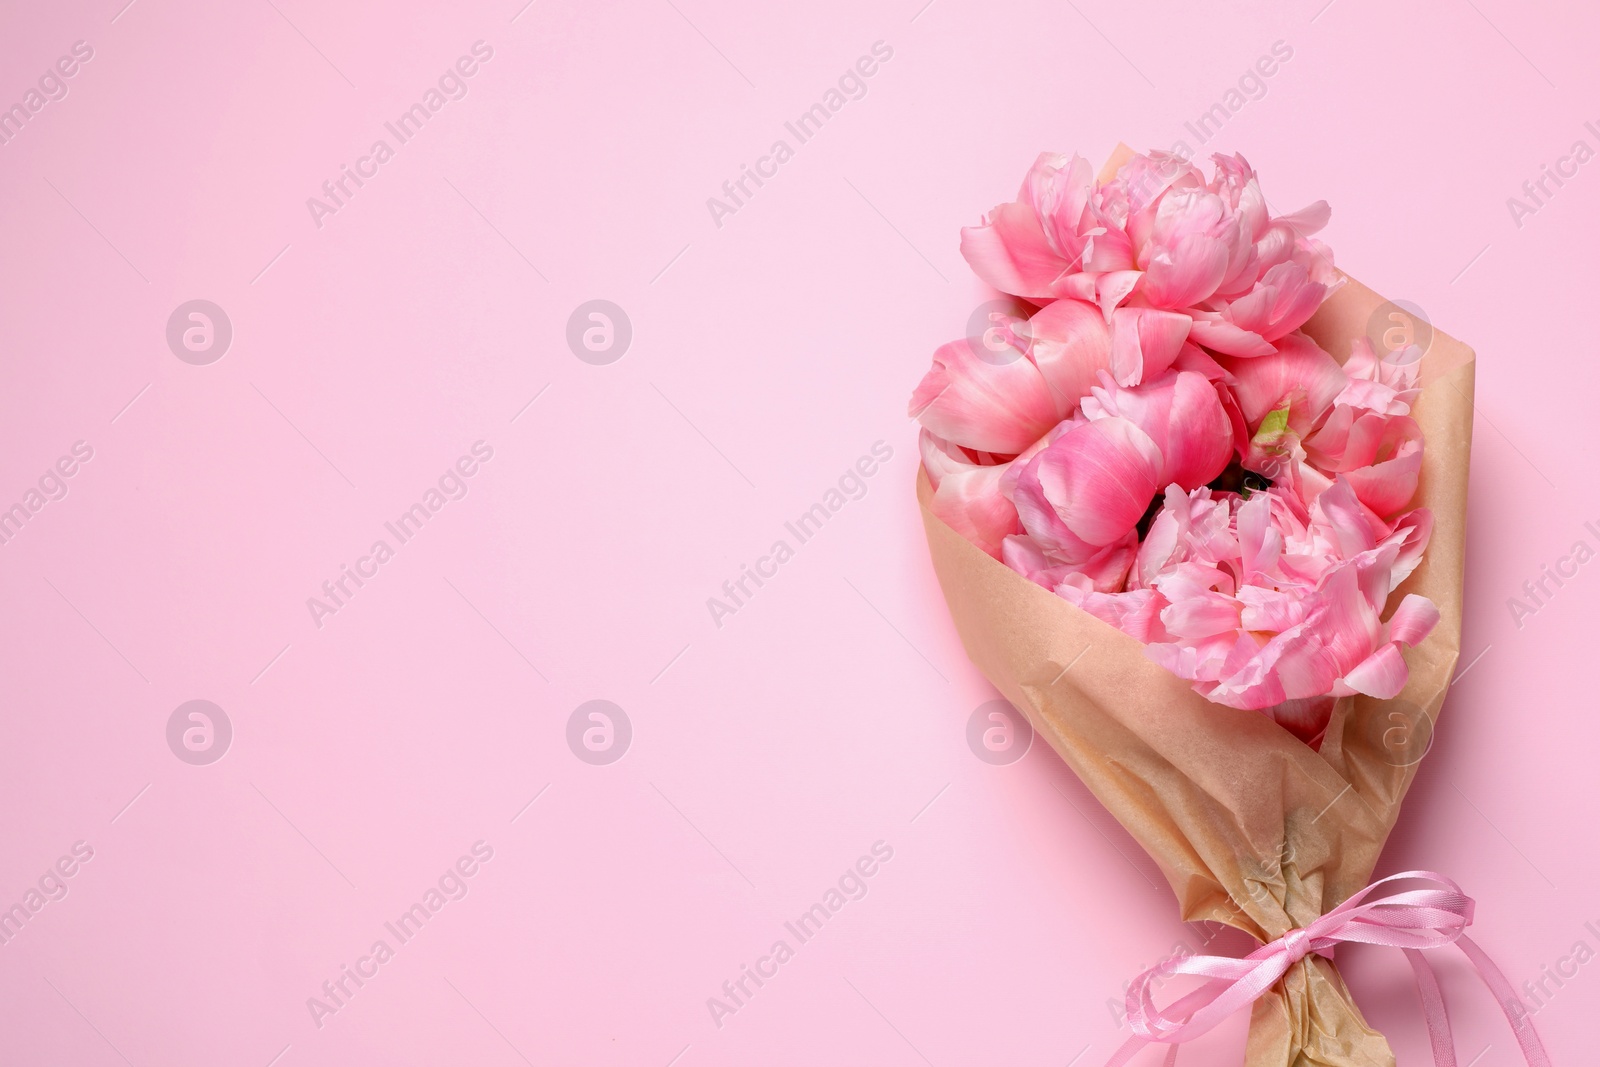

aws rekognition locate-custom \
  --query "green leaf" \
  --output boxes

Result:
[1256,404,1290,439]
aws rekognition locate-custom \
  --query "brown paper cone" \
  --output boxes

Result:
[917,270,1473,1064]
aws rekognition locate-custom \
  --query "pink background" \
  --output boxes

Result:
[1,0,1596,1063]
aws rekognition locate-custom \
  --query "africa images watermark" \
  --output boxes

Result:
[1505,518,1600,630]
[567,700,631,765]
[0,40,95,147]
[705,40,895,229]
[305,840,495,1029]
[705,840,895,1029]
[0,440,95,548]
[306,40,495,229]
[1105,932,1212,1028]
[1510,918,1600,1025]
[0,841,95,948]
[1176,40,1295,151]
[1506,120,1600,229]
[705,440,894,628]
[306,441,495,628]
[1107,39,1297,213]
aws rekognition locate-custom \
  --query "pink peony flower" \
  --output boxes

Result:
[908,300,1115,456]
[1135,482,1438,724]
[958,152,1133,302]
[998,369,1234,596]
[1081,370,1235,492]
[960,150,1340,353]
[1007,416,1164,561]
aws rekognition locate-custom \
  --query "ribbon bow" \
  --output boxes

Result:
[1105,871,1551,1067]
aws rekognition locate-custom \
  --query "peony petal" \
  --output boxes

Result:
[1057,585,1167,642]
[930,462,1018,558]
[1007,450,1102,562]
[1022,298,1114,416]
[1160,591,1242,640]
[1307,411,1422,474]
[1172,341,1228,380]
[1236,585,1304,632]
[1001,530,1135,594]
[1266,696,1335,745]
[1220,332,1347,433]
[1257,629,1342,704]
[1278,200,1332,236]
[1159,372,1235,489]
[1031,416,1163,546]
[1309,563,1385,672]
[908,337,1059,454]
[1088,370,1234,491]
[1386,593,1439,647]
[1344,449,1422,518]
[1335,642,1409,699]
[1141,233,1231,308]
[1236,494,1280,576]
[1222,262,1327,343]
[1384,508,1434,590]
[1067,532,1140,592]
[1185,313,1276,358]
[1001,533,1070,588]
[1312,478,1380,558]
[959,202,1074,300]
[1109,307,1191,386]
[1022,152,1095,257]
[1094,270,1143,319]
[917,428,985,489]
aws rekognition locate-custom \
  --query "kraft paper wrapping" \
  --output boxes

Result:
[916,272,1473,1065]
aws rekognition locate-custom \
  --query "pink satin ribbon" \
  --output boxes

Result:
[1104,871,1552,1067]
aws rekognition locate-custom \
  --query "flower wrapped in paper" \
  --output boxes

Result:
[911,146,1540,1065]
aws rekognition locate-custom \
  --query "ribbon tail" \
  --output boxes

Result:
[1104,1034,1145,1067]
[1455,934,1553,1067]
[1402,947,1456,1067]
[1103,987,1219,1067]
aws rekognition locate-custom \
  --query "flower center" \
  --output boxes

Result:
[1207,457,1274,499]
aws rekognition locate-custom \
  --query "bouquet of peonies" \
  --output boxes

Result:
[912,147,1485,1064]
